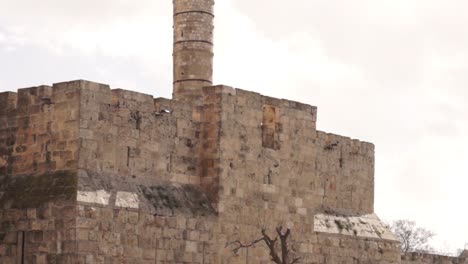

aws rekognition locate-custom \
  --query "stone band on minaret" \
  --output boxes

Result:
[173,0,214,100]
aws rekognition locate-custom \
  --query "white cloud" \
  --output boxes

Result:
[0,0,172,58]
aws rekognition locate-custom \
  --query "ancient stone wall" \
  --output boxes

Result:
[70,206,399,264]
[198,85,396,263]
[73,202,218,263]
[0,82,83,263]
[76,81,201,193]
[0,201,82,264]
[0,81,400,263]
[402,252,468,264]
[208,85,375,216]
[0,82,80,176]
[0,80,375,217]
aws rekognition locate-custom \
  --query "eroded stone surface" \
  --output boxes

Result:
[115,191,140,209]
[140,183,215,216]
[402,252,468,264]
[314,213,398,241]
[77,190,111,205]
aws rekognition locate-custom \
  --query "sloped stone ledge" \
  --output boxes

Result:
[314,213,398,241]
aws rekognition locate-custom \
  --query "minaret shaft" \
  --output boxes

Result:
[173,0,214,100]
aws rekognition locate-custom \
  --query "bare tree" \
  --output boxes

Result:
[225,226,301,264]
[390,219,435,253]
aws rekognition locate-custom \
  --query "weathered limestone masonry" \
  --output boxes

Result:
[0,83,83,263]
[401,252,468,264]
[1,80,404,263]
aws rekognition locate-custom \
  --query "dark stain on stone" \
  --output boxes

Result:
[130,111,142,130]
[324,141,339,151]
[140,183,215,217]
[185,138,194,148]
[15,145,27,153]
[6,135,15,147]
[0,171,77,209]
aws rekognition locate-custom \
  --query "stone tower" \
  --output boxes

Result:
[173,0,215,101]
[9,1,468,263]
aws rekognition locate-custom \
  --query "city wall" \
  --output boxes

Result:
[402,252,468,264]
[0,80,401,263]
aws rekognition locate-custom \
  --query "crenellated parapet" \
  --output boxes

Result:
[0,83,80,176]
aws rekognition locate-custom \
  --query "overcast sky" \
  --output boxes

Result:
[1,0,467,254]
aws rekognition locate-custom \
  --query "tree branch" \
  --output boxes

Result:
[226,227,302,264]
[225,237,266,255]
[262,228,282,264]
[277,226,291,263]
[290,256,301,264]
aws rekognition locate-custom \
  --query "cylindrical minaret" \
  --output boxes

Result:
[173,0,214,100]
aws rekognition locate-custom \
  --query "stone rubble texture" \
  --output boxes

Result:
[402,252,468,264]
[0,0,466,263]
